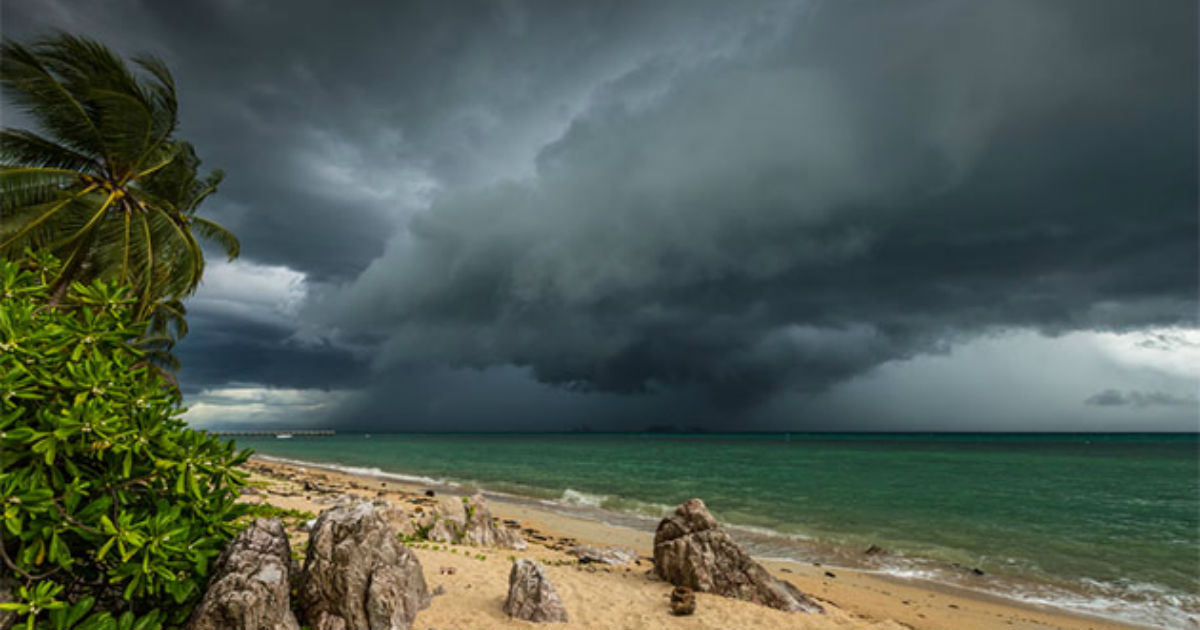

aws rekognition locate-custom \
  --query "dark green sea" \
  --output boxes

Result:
[234,432,1199,627]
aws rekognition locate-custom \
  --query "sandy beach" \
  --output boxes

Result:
[240,457,1143,630]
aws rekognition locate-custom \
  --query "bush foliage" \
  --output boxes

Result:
[0,255,249,630]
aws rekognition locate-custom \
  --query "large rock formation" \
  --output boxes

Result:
[653,498,823,613]
[503,559,569,623]
[183,518,300,630]
[401,493,526,550]
[300,503,431,630]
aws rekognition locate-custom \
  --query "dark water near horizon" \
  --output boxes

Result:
[234,432,1199,628]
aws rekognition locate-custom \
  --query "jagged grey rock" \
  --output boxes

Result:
[300,503,431,630]
[460,493,526,549]
[403,493,526,550]
[653,498,823,613]
[503,559,569,623]
[183,518,300,630]
[567,544,638,565]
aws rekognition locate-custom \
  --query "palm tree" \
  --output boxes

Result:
[0,33,238,319]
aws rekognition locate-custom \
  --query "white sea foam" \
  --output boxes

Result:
[557,488,606,507]
[1008,581,1199,630]
[251,454,1196,630]
[861,562,1199,630]
[725,522,815,542]
[254,455,451,488]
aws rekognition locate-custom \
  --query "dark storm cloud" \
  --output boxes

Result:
[174,314,367,396]
[5,0,778,280]
[3,1,1196,428]
[318,1,1197,409]
[1085,389,1199,409]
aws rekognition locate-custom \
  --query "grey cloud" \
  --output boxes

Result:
[1085,389,1129,407]
[175,313,368,395]
[7,0,778,280]
[4,0,1196,429]
[317,0,1197,409]
[1085,389,1199,409]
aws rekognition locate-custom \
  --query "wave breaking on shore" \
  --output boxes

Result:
[251,454,1195,629]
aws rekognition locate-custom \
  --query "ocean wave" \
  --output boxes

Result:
[855,559,1199,630]
[1006,579,1200,630]
[254,454,452,488]
[542,488,675,520]
[725,522,814,543]
[251,454,1195,629]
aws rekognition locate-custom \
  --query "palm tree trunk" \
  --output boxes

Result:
[48,234,94,307]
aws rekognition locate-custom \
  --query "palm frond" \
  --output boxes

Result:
[85,86,156,174]
[0,166,83,213]
[0,186,99,252]
[191,216,240,260]
[0,39,108,161]
[131,54,178,148]
[0,128,100,172]
[3,33,233,328]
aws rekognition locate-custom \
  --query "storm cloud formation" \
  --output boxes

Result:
[3,0,1197,430]
[315,1,1197,405]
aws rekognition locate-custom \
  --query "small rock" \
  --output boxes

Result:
[461,494,527,549]
[824,571,836,578]
[503,559,569,623]
[669,586,696,616]
[568,544,638,565]
[424,489,436,497]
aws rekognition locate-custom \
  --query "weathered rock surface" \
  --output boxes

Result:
[300,503,431,630]
[461,494,526,548]
[400,493,526,550]
[567,544,638,565]
[653,498,823,613]
[669,586,696,616]
[503,559,569,623]
[183,518,300,630]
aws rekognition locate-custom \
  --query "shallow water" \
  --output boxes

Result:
[234,432,1199,628]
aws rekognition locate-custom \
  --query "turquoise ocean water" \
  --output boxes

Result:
[235,433,1199,627]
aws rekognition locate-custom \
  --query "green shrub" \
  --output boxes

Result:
[0,256,250,630]
[239,504,314,530]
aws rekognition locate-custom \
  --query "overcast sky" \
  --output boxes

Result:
[3,0,1197,431]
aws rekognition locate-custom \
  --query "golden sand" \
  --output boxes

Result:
[241,457,1142,630]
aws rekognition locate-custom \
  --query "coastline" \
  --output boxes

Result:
[241,455,1146,630]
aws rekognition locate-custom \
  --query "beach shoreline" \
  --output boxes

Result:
[241,455,1147,630]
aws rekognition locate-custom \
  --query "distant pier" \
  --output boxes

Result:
[215,430,336,437]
